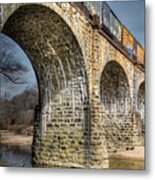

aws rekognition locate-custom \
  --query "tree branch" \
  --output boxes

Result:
[0,71,27,85]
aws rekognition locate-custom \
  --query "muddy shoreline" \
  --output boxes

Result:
[0,130,33,154]
[0,130,144,169]
[0,129,33,167]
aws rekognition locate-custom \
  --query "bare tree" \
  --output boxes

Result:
[0,56,28,84]
[0,86,38,128]
[0,34,28,84]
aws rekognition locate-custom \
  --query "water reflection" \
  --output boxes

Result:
[0,144,144,169]
[109,155,144,170]
[0,145,32,167]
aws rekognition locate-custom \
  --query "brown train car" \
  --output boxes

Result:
[121,25,134,51]
[122,25,144,64]
[137,43,145,64]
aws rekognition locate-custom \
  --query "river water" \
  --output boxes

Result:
[0,145,144,169]
[0,145,32,167]
[109,155,144,170]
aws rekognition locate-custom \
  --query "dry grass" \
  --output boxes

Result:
[6,125,33,135]
[0,126,33,154]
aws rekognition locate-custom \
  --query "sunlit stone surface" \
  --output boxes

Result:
[0,3,144,169]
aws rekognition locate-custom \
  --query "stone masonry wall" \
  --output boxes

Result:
[90,30,144,153]
[0,2,145,169]
[32,77,89,168]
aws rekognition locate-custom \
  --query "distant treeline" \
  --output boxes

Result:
[0,87,38,129]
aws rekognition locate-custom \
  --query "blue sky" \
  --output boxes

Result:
[0,33,37,99]
[107,0,145,47]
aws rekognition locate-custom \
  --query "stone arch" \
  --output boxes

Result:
[137,81,145,123]
[100,61,130,116]
[99,61,133,152]
[2,4,89,167]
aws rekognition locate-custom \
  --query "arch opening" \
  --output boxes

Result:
[100,61,132,152]
[0,33,39,166]
[100,61,130,116]
[137,82,145,125]
[2,4,89,166]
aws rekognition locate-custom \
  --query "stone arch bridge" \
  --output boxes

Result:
[0,2,145,168]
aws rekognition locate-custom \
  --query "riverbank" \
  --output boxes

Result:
[0,129,144,169]
[111,146,144,160]
[0,129,33,167]
[0,128,33,154]
[109,146,144,170]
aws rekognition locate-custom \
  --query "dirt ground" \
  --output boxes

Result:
[0,129,145,169]
[1,130,144,159]
[0,130,33,154]
[114,146,144,160]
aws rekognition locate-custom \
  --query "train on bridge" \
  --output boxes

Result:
[0,2,145,66]
[83,1,144,65]
[0,1,145,169]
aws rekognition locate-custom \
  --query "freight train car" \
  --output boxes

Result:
[83,2,122,42]
[83,2,144,64]
[102,2,122,42]
[122,26,144,64]
[137,43,145,64]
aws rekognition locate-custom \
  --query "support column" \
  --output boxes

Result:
[89,30,109,169]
